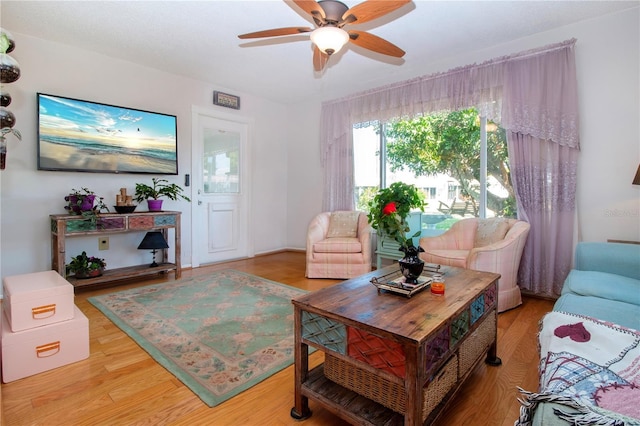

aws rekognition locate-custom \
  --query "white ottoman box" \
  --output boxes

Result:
[1,305,89,383]
[3,271,75,332]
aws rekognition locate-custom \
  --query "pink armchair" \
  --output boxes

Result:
[419,218,530,312]
[306,211,372,279]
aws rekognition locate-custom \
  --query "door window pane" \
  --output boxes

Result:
[203,128,240,193]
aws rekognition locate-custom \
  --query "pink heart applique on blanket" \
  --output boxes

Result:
[554,322,591,342]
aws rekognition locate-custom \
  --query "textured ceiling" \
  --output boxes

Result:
[1,1,637,104]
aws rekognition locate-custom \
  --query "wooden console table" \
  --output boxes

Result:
[291,265,501,425]
[50,211,181,289]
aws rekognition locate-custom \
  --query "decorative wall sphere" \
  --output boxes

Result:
[0,54,20,83]
[0,108,16,128]
[0,28,15,53]
[0,92,10,107]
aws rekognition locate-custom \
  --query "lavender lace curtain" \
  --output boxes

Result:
[502,45,580,296]
[508,136,578,296]
[320,39,579,297]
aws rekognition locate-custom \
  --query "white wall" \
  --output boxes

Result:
[571,8,640,242]
[285,101,323,250]
[286,7,640,249]
[0,33,289,285]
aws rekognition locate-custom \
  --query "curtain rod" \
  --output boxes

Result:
[472,38,577,68]
[324,38,577,106]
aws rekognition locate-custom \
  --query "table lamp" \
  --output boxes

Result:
[137,231,169,267]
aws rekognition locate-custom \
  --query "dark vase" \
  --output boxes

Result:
[0,108,15,128]
[0,139,5,171]
[398,245,425,284]
[0,53,20,83]
[0,91,11,107]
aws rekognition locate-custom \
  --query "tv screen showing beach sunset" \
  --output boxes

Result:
[37,93,178,174]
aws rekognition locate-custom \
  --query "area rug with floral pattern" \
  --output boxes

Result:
[88,269,307,407]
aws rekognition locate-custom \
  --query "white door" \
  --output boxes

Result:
[191,109,251,266]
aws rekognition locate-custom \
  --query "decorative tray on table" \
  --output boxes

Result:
[370,264,442,298]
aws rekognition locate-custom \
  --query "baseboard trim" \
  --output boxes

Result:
[521,290,558,302]
[254,248,305,256]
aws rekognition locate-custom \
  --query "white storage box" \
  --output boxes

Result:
[1,305,89,383]
[3,271,75,332]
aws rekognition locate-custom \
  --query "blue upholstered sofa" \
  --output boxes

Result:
[517,242,640,425]
[553,242,640,330]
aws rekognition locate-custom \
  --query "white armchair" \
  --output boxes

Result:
[306,211,372,279]
[419,217,530,312]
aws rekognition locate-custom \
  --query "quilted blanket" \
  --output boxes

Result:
[516,311,640,425]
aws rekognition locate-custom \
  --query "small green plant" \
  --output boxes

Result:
[67,251,106,277]
[367,182,426,249]
[0,127,21,141]
[134,178,191,202]
[0,32,12,54]
[0,127,21,170]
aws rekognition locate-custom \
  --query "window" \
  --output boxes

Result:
[426,187,437,199]
[447,183,458,200]
[354,108,516,232]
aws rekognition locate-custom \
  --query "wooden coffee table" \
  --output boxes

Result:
[291,265,501,425]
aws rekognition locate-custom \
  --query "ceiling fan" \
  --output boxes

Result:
[238,0,410,71]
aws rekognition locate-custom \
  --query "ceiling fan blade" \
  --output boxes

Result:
[291,0,326,19]
[342,0,410,25]
[313,46,329,72]
[348,30,405,57]
[238,27,313,39]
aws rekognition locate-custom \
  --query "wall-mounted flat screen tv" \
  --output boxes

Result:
[37,93,178,174]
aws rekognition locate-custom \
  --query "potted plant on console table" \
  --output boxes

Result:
[67,251,106,279]
[64,187,109,225]
[134,177,191,212]
[367,182,426,283]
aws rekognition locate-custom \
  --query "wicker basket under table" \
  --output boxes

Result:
[324,353,458,421]
[323,314,496,421]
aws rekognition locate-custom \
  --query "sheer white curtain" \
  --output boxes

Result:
[319,39,579,296]
[320,101,355,211]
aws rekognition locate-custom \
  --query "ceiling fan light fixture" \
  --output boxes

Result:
[310,26,349,55]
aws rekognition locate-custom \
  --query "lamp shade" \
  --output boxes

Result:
[137,231,169,250]
[310,27,349,55]
[138,231,169,267]
[633,165,640,185]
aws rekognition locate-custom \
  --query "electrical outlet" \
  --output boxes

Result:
[99,237,109,250]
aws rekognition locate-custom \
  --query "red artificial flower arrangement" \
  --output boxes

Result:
[382,201,397,215]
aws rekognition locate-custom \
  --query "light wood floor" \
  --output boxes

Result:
[1,252,553,425]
